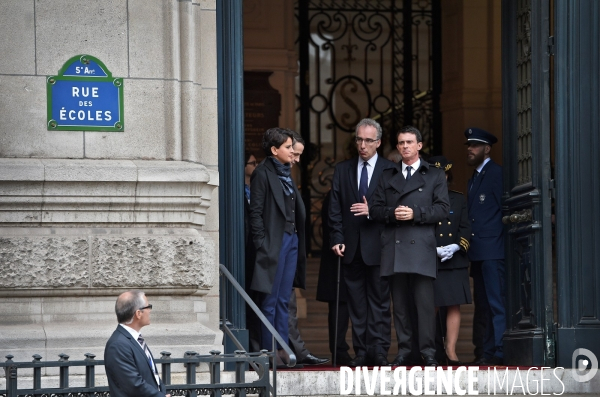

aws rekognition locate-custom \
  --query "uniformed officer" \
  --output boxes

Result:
[428,156,472,366]
[465,128,506,365]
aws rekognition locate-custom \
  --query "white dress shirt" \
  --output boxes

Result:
[401,158,421,179]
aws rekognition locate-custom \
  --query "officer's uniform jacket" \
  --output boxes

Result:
[436,190,471,270]
[467,159,504,261]
[369,160,449,278]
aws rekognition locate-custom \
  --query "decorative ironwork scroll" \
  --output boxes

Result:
[297,0,441,252]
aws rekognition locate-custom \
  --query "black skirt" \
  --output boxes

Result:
[433,267,472,307]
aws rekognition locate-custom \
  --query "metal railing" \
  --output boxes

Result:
[219,264,297,396]
[1,263,293,397]
[1,349,270,397]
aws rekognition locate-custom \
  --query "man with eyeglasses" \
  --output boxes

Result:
[328,118,395,367]
[104,290,170,397]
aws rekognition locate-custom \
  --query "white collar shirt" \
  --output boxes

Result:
[402,158,421,179]
[119,324,160,388]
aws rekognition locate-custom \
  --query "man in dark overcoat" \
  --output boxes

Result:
[370,125,449,366]
[464,127,506,365]
[329,118,396,367]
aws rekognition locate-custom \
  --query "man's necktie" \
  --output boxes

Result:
[358,161,368,199]
[138,334,158,376]
[470,170,479,191]
[406,165,412,181]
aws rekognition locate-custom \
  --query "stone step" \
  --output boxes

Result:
[298,258,479,362]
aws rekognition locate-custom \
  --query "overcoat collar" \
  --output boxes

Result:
[347,156,387,202]
[263,158,288,216]
[388,158,430,197]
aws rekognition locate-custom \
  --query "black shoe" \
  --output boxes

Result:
[348,355,366,367]
[299,353,329,366]
[371,353,389,367]
[422,354,438,367]
[468,356,487,365]
[390,355,410,366]
[446,358,463,367]
[334,352,354,367]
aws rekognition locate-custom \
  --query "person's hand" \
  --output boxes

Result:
[332,244,345,257]
[436,246,445,258]
[446,244,460,255]
[394,205,414,221]
[350,196,369,217]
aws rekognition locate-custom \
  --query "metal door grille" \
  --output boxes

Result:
[296,0,441,252]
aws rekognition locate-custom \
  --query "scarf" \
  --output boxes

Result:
[270,157,295,196]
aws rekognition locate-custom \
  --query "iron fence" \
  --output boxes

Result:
[1,349,270,397]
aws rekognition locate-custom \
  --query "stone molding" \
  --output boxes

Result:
[0,227,216,295]
[0,158,219,226]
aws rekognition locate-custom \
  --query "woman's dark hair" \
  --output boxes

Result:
[262,128,294,157]
[244,151,255,164]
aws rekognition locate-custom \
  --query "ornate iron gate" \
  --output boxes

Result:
[296,0,441,253]
[501,0,555,366]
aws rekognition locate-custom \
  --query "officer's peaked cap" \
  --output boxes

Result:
[464,127,498,145]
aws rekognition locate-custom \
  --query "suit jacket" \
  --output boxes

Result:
[370,159,449,278]
[436,190,471,270]
[104,325,166,397]
[328,155,396,266]
[467,159,504,261]
[249,158,306,294]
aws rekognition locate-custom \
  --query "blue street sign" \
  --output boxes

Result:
[47,55,124,131]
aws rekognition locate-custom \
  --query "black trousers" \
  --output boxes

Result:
[343,250,391,358]
[390,273,436,358]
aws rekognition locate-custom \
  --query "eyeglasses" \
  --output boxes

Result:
[138,304,153,311]
[355,137,379,145]
[246,161,257,166]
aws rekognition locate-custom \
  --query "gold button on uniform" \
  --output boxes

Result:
[449,233,453,237]
[439,222,442,225]
[439,234,443,237]
[448,221,451,225]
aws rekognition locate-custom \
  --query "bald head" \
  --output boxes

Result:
[115,290,146,324]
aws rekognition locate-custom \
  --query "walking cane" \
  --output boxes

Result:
[333,244,342,367]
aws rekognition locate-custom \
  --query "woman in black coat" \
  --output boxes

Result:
[428,156,472,366]
[249,128,306,362]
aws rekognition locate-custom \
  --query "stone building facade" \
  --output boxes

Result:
[0,0,222,363]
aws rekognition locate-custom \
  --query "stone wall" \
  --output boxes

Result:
[0,0,222,363]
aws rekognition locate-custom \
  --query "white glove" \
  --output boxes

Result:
[446,244,460,255]
[440,244,460,262]
[436,246,445,258]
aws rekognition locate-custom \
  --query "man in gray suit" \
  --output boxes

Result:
[370,125,449,367]
[104,290,169,397]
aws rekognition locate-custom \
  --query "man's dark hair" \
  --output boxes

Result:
[262,128,294,157]
[115,290,146,324]
[289,129,305,146]
[396,125,423,143]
